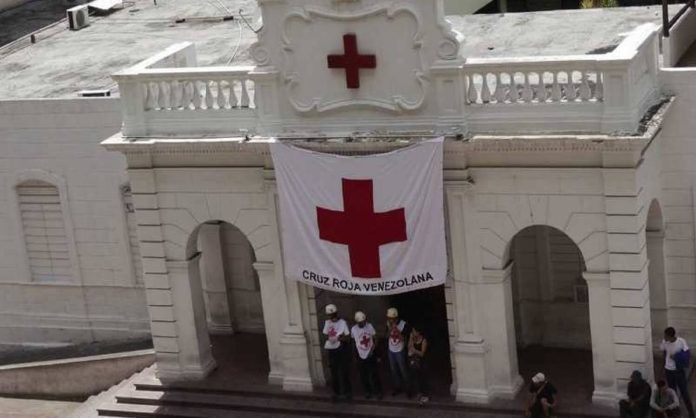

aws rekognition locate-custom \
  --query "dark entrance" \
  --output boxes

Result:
[314,285,452,398]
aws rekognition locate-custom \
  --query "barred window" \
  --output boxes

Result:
[17,180,71,282]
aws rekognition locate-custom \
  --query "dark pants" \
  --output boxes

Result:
[620,399,650,418]
[388,349,409,392]
[409,358,429,397]
[357,355,382,397]
[666,369,694,418]
[328,345,352,397]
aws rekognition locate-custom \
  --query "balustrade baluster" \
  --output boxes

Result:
[537,72,548,102]
[229,80,239,108]
[146,82,159,110]
[481,74,492,103]
[595,73,604,101]
[170,80,181,109]
[551,72,562,102]
[192,81,203,109]
[522,72,533,103]
[508,73,520,103]
[494,73,505,103]
[467,75,478,104]
[565,70,577,101]
[204,81,215,109]
[579,71,592,101]
[240,79,250,108]
[216,80,226,109]
[181,81,193,110]
[158,82,169,110]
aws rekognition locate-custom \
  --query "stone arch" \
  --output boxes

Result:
[479,195,608,273]
[160,205,272,264]
[646,199,667,349]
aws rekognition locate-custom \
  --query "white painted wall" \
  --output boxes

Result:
[0,99,149,346]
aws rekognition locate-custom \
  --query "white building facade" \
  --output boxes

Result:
[99,0,696,406]
[4,0,696,408]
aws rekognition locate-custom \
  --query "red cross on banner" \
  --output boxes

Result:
[327,34,376,89]
[317,179,406,278]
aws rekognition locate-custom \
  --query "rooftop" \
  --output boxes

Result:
[0,1,680,100]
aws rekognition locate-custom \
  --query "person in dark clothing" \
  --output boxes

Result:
[525,372,557,418]
[322,304,352,402]
[407,326,429,405]
[620,370,652,418]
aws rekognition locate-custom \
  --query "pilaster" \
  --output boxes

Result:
[264,179,313,392]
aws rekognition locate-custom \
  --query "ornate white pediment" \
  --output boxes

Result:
[251,0,462,115]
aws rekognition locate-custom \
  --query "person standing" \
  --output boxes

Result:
[386,307,410,396]
[350,311,382,400]
[323,304,352,401]
[651,380,681,418]
[620,370,652,418]
[407,325,430,405]
[661,327,694,418]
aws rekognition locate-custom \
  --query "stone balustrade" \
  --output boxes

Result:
[113,24,660,138]
[139,68,254,112]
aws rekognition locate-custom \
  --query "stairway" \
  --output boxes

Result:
[91,377,616,418]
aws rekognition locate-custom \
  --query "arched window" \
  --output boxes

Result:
[17,180,71,282]
[121,184,143,285]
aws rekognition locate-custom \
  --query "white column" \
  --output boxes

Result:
[159,256,216,381]
[253,261,286,386]
[583,272,618,406]
[265,178,313,392]
[199,223,233,334]
[477,264,523,399]
[446,183,491,402]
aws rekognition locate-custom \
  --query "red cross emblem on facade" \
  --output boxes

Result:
[316,178,407,278]
[327,34,377,89]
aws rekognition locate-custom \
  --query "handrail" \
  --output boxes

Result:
[663,0,695,37]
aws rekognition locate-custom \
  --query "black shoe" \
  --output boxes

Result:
[365,393,373,400]
[376,393,383,400]
[331,394,339,403]
[391,389,402,396]
[407,392,415,399]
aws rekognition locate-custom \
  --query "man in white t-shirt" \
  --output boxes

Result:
[386,307,411,397]
[660,326,694,418]
[350,311,382,400]
[323,304,352,401]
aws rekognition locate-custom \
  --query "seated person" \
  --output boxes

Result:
[525,372,557,418]
[651,380,681,418]
[620,370,652,418]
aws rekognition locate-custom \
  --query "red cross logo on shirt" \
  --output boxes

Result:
[317,179,407,278]
[360,334,371,348]
[328,327,337,338]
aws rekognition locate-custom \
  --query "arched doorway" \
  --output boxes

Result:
[508,225,594,404]
[646,199,667,351]
[186,220,270,386]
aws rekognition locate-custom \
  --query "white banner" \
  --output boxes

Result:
[271,138,446,295]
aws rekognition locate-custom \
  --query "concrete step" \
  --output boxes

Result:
[96,400,301,417]
[102,387,523,418]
